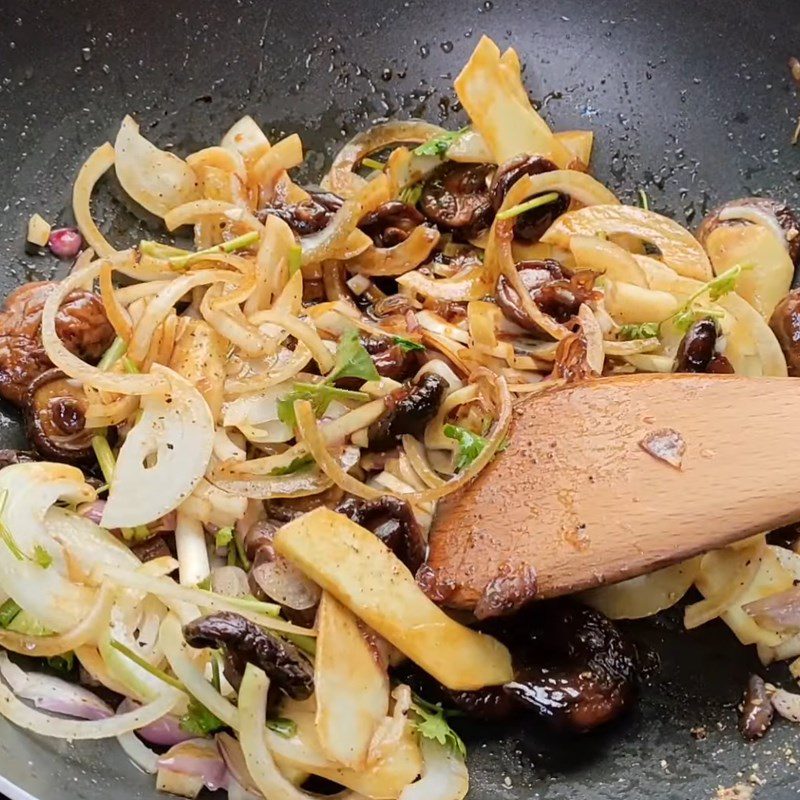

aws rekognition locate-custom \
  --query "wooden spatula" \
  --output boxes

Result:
[427,373,800,611]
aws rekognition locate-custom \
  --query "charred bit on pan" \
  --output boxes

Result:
[738,674,774,741]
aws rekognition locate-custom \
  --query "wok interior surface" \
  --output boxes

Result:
[0,0,799,797]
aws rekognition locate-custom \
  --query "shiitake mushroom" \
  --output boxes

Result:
[24,369,94,464]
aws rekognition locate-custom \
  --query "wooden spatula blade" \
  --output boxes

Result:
[427,374,800,610]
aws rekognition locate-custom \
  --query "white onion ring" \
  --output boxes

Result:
[73,142,118,257]
[0,682,180,740]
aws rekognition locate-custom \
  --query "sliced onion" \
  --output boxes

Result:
[158,738,229,791]
[73,142,118,257]
[159,614,240,730]
[0,653,113,720]
[212,447,360,500]
[221,116,270,165]
[397,267,486,302]
[323,120,445,197]
[401,436,446,489]
[0,681,180,740]
[217,732,262,795]
[239,665,318,800]
[128,269,242,362]
[301,175,389,266]
[542,205,713,282]
[295,401,384,501]
[348,226,441,276]
[744,586,800,632]
[399,738,468,800]
[114,116,200,218]
[117,698,193,747]
[118,729,160,774]
[186,146,247,183]
[0,583,113,658]
[582,558,700,620]
[253,134,304,200]
[246,309,334,372]
[42,261,167,394]
[101,366,213,528]
[0,463,135,632]
[164,199,264,234]
[411,371,511,504]
[99,567,309,636]
[100,260,133,341]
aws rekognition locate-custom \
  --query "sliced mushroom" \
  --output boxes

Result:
[697,197,799,319]
[183,611,314,700]
[259,190,344,236]
[335,495,426,573]
[359,201,425,247]
[416,600,639,732]
[24,369,94,464]
[368,373,448,451]
[770,288,800,375]
[0,282,114,407]
[489,155,569,241]
[362,335,422,382]
[496,260,599,332]
[419,163,493,235]
[674,319,718,373]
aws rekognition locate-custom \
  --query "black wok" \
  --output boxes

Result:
[0,0,798,797]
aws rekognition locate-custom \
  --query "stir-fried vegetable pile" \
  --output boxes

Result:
[2,33,800,798]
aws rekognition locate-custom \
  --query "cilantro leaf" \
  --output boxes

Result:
[618,322,661,341]
[327,329,380,384]
[277,381,370,428]
[672,308,724,334]
[266,717,298,738]
[392,335,425,353]
[33,545,53,569]
[413,127,468,158]
[444,424,489,471]
[269,455,314,476]
[707,264,745,301]
[180,696,225,736]
[410,701,466,759]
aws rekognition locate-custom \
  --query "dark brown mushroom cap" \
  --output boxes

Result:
[259,190,344,236]
[0,449,38,470]
[359,201,425,247]
[419,162,493,233]
[495,259,565,331]
[367,373,448,452]
[415,600,638,732]
[335,494,427,573]
[361,335,422,382]
[489,155,569,242]
[0,281,114,407]
[183,611,314,700]
[770,287,800,376]
[697,197,800,265]
[496,260,599,333]
[24,369,94,464]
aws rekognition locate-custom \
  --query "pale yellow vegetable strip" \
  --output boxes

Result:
[454,36,572,166]
[73,142,118,257]
[275,508,513,690]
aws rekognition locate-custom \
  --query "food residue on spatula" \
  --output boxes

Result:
[638,427,686,469]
